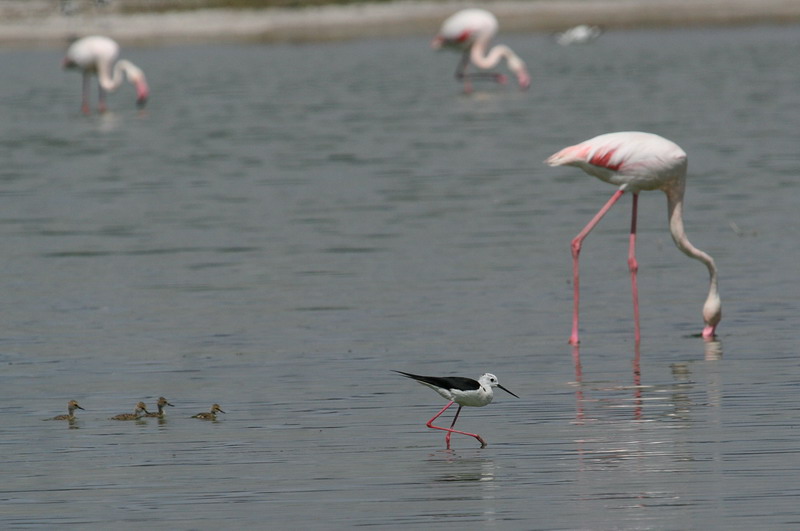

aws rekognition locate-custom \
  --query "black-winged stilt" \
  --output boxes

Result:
[394,370,518,449]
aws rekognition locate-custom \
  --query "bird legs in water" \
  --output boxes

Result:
[569,189,641,345]
[81,73,108,114]
[455,52,507,94]
[426,401,487,449]
[628,193,641,344]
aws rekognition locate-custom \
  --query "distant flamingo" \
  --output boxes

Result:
[62,35,149,114]
[545,131,721,345]
[554,25,603,46]
[431,9,531,92]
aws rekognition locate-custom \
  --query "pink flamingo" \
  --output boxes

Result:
[431,9,531,92]
[62,36,149,114]
[545,131,721,345]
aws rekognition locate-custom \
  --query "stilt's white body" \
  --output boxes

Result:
[417,373,500,407]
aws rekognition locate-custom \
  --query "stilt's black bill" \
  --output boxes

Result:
[499,385,519,398]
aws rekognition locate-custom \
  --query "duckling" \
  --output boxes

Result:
[110,401,149,420]
[47,400,85,421]
[144,397,174,418]
[192,403,225,420]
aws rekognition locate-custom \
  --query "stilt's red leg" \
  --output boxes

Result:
[444,404,465,448]
[569,189,627,345]
[426,402,487,448]
[628,193,641,344]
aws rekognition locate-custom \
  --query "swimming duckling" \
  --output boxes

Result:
[144,397,174,418]
[47,400,85,421]
[110,401,149,420]
[192,403,225,420]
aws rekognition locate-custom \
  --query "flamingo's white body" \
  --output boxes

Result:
[546,131,721,345]
[431,9,530,92]
[63,36,149,113]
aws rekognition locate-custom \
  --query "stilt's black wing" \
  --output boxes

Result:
[393,371,480,392]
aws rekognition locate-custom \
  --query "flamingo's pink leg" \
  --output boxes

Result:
[628,193,641,344]
[456,49,507,93]
[569,189,627,345]
[426,402,487,448]
[97,84,108,114]
[81,73,91,114]
[456,52,472,94]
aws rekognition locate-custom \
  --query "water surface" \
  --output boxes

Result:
[1,24,799,529]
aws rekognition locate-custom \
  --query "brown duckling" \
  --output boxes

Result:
[191,403,225,420]
[47,400,85,421]
[110,401,149,420]
[144,397,174,418]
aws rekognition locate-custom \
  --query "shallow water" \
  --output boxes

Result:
[1,24,799,529]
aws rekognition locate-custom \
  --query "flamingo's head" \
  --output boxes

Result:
[507,56,531,90]
[515,70,531,90]
[134,78,149,108]
[120,61,149,108]
[701,292,721,340]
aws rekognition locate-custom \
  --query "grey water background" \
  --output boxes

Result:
[1,23,799,529]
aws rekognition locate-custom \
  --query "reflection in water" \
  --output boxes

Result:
[424,454,498,524]
[572,338,722,425]
[632,342,642,421]
[570,340,726,476]
[569,342,729,524]
[428,452,497,483]
[571,342,643,423]
[704,338,723,360]
[571,345,585,424]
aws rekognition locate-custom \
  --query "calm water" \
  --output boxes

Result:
[1,23,799,529]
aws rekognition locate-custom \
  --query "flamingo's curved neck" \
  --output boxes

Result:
[666,184,721,334]
[97,59,137,92]
[470,40,525,74]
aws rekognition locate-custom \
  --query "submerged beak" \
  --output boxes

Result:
[135,80,149,108]
[499,385,519,398]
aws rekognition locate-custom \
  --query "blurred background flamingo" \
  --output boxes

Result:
[431,9,530,92]
[62,35,149,114]
[554,24,603,46]
[545,131,721,345]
